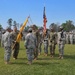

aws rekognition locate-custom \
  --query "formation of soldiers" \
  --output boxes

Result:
[24,25,65,64]
[0,25,75,65]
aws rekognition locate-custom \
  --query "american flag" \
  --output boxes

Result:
[43,7,47,34]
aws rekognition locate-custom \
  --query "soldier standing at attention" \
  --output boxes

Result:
[2,27,12,64]
[25,28,37,65]
[49,27,57,58]
[38,28,43,55]
[43,30,49,56]
[57,26,65,59]
[11,26,19,59]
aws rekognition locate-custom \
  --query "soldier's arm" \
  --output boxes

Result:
[24,35,29,49]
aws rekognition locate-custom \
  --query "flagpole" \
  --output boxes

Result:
[43,6,47,35]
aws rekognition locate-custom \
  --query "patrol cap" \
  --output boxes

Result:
[28,28,32,32]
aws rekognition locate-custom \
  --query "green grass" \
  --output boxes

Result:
[0,41,75,75]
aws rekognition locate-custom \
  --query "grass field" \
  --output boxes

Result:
[0,41,75,75]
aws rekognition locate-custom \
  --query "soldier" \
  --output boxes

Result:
[66,32,69,44]
[31,25,40,60]
[24,28,37,65]
[73,33,75,44]
[69,32,74,44]
[2,27,12,64]
[38,27,43,55]
[43,30,49,56]
[49,27,57,57]
[11,26,19,59]
[57,26,65,59]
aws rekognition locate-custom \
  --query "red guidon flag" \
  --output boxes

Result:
[43,7,47,34]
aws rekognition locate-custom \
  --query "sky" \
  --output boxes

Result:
[0,0,75,29]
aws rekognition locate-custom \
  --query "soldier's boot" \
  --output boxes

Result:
[38,53,41,55]
[50,52,54,58]
[59,55,63,59]
[27,61,32,65]
[61,56,63,59]
[13,57,17,60]
[44,53,48,56]
[5,61,11,64]
[34,57,38,60]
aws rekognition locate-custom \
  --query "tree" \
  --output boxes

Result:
[24,26,30,32]
[61,20,75,31]
[0,24,3,31]
[13,21,17,27]
[7,18,13,28]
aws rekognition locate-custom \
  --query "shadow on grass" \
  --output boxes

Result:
[33,62,60,65]
[37,58,50,60]
[10,58,27,65]
[11,62,26,65]
[64,54,75,60]
[18,58,27,60]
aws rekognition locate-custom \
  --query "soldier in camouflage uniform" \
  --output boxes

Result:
[49,28,57,57]
[31,25,40,60]
[69,32,74,44]
[2,27,12,64]
[57,26,65,59]
[11,26,19,59]
[43,30,49,56]
[38,28,43,55]
[25,28,37,65]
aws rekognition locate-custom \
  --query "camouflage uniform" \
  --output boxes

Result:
[49,29,57,57]
[43,31,49,56]
[69,32,73,44]
[11,27,19,59]
[2,27,12,64]
[73,33,75,44]
[25,28,37,64]
[33,30,40,59]
[66,32,69,44]
[57,27,65,59]
[38,30,43,55]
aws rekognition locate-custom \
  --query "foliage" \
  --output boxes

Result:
[0,24,3,30]
[13,21,17,27]
[24,26,30,32]
[61,20,75,31]
[7,18,13,28]
[0,41,75,75]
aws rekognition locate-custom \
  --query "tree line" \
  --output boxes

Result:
[0,19,75,32]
